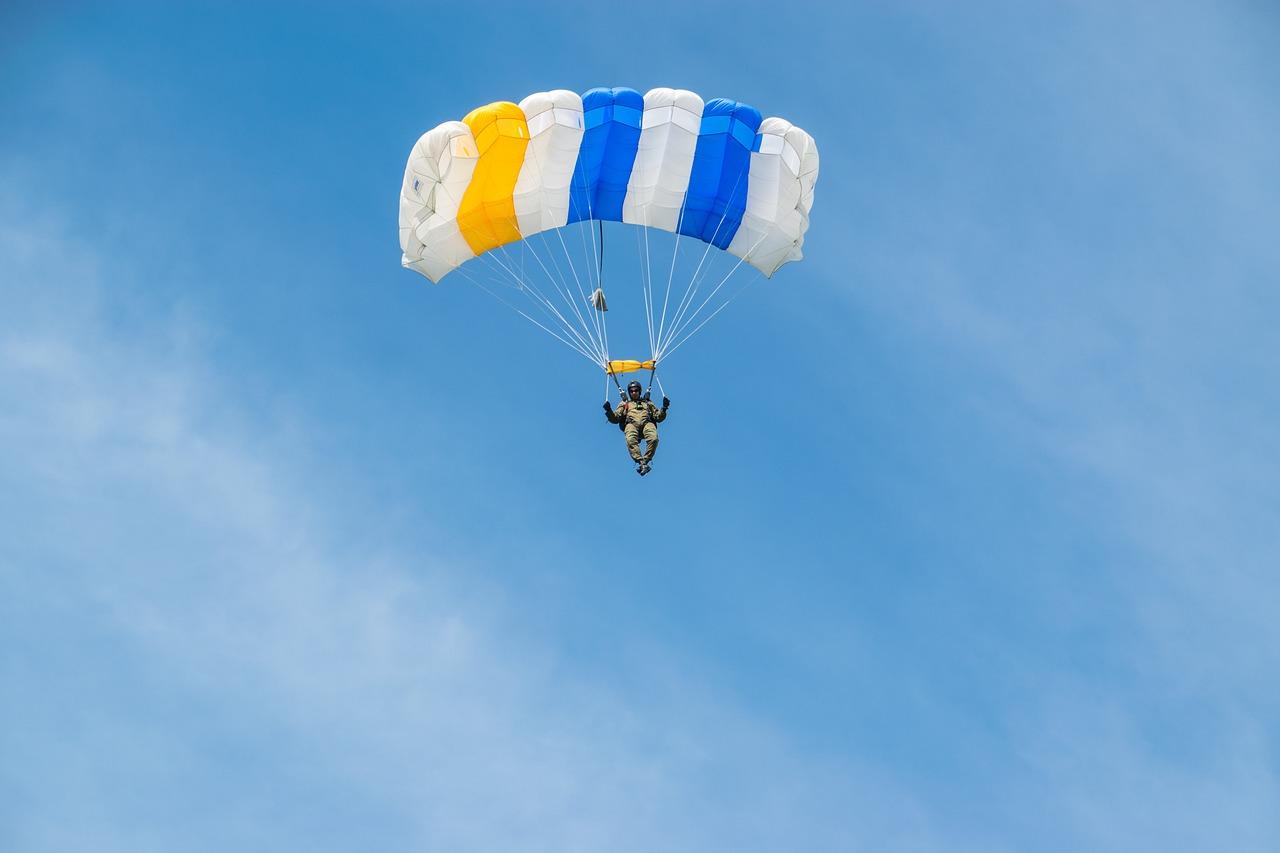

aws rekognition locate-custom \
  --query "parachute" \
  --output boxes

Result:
[399,86,818,393]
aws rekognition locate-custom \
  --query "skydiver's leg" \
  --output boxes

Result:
[641,423,659,463]
[624,423,643,462]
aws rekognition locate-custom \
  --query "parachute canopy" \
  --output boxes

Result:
[400,86,819,283]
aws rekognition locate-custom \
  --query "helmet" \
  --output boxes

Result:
[627,380,643,395]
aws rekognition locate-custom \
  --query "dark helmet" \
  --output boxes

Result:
[627,380,643,396]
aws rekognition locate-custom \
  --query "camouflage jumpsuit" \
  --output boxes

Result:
[607,398,667,464]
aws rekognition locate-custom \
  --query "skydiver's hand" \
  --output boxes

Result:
[603,401,613,413]
[662,396,670,410]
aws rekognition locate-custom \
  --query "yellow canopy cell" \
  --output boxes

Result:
[605,359,657,375]
[458,101,530,255]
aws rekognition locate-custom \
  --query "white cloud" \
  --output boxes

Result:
[0,203,949,852]
[817,5,1280,849]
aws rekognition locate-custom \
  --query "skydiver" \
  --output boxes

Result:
[603,380,669,476]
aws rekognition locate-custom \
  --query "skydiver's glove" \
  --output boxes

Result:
[662,396,670,410]
[603,401,614,413]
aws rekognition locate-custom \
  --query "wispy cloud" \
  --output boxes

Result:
[0,202,950,852]
[818,5,1280,848]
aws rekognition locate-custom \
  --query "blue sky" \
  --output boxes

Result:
[3,1,1279,850]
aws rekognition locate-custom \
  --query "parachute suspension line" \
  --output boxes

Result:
[500,238,605,365]
[539,230,585,311]
[633,208,661,399]
[453,265,600,365]
[532,230,605,363]
[487,238,585,350]
[657,166,750,357]
[637,224,653,357]
[581,171,611,366]
[657,238,766,363]
[660,230,719,356]
[553,226,608,366]
[548,198,603,359]
[571,171,601,298]
[499,225,604,363]
[582,177,602,295]
[479,249,599,360]
[656,201,689,355]
[519,126,609,361]
[571,168,610,367]
[596,233,612,369]
[589,222,612,367]
[506,219,601,358]
[659,276,753,363]
[638,209,657,360]
[478,249,603,362]
[468,257,600,364]
[541,241,605,363]
[661,232,768,357]
[574,215,597,297]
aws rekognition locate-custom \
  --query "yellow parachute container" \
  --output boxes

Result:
[605,360,656,375]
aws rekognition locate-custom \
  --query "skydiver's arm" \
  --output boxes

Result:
[604,401,620,423]
[652,402,667,423]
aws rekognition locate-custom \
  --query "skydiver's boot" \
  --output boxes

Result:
[638,461,651,476]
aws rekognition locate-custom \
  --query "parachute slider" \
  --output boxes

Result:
[605,359,656,375]
[588,287,608,311]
